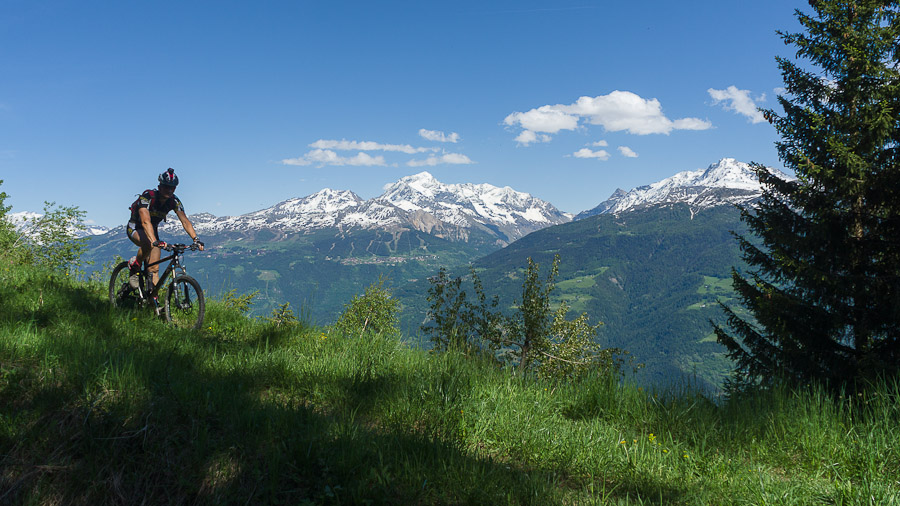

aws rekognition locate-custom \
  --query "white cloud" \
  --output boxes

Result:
[407,152,474,167]
[419,128,460,143]
[591,140,608,147]
[618,146,638,158]
[504,105,580,134]
[281,149,387,167]
[572,148,610,161]
[309,139,436,154]
[504,91,711,145]
[513,130,553,146]
[708,86,767,124]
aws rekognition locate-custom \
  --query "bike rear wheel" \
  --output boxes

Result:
[164,275,205,330]
[109,261,143,310]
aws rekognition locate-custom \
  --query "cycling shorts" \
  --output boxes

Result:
[126,221,159,244]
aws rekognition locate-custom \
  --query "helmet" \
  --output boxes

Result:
[158,168,179,187]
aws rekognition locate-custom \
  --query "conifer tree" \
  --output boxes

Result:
[716,0,900,388]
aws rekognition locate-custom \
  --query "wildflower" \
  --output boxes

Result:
[619,440,626,445]
[663,449,668,453]
[649,433,656,443]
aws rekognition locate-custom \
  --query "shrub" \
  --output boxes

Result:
[335,277,399,337]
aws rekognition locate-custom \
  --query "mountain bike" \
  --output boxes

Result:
[108,243,206,329]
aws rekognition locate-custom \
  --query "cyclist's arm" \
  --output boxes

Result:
[138,207,158,245]
[175,209,204,251]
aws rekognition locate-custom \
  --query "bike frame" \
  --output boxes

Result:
[141,250,188,299]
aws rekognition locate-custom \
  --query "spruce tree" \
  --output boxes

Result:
[716,0,900,388]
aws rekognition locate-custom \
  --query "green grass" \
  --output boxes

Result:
[1,261,899,504]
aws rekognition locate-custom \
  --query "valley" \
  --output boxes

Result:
[81,158,784,390]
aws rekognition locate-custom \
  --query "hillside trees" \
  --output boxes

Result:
[423,255,625,381]
[0,180,14,251]
[716,0,900,388]
[0,183,88,269]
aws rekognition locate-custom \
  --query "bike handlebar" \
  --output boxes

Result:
[162,243,202,253]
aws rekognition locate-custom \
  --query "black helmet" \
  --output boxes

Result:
[158,168,179,187]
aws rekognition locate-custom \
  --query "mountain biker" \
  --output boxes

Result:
[126,168,204,289]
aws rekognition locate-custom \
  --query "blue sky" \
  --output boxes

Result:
[1,0,807,227]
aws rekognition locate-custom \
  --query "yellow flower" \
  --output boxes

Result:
[619,440,626,445]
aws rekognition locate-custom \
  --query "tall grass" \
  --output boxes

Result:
[1,261,898,504]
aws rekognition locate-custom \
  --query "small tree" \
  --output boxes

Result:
[716,1,900,389]
[11,201,90,272]
[268,301,299,328]
[335,277,400,337]
[0,180,15,252]
[507,255,561,372]
[422,266,502,353]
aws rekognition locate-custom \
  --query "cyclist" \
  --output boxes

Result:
[126,168,204,289]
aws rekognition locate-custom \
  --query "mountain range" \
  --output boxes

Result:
[12,158,783,247]
[577,157,786,218]
[151,171,573,248]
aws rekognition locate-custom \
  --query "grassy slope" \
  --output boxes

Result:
[1,262,898,505]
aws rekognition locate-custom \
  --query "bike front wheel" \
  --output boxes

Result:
[109,260,143,310]
[164,275,205,330]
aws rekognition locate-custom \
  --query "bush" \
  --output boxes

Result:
[334,277,400,337]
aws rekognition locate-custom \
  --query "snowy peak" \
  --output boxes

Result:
[260,189,364,218]
[577,158,790,219]
[379,172,571,232]
[691,158,765,190]
[155,173,569,245]
[5,211,109,238]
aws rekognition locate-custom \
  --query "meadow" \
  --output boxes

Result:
[1,262,898,505]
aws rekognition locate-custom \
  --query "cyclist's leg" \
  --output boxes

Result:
[147,241,162,286]
[126,223,149,289]
[127,221,152,265]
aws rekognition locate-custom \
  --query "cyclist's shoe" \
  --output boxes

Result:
[128,257,141,290]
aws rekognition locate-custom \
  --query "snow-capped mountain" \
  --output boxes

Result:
[5,211,110,238]
[152,172,571,245]
[576,158,791,219]
[378,172,572,241]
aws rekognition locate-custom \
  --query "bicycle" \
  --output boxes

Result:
[108,243,206,329]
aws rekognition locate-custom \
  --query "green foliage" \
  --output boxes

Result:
[13,201,90,273]
[424,255,625,381]
[422,266,502,353]
[0,180,12,242]
[267,301,299,328]
[335,277,400,337]
[536,303,605,380]
[507,255,561,372]
[0,180,25,265]
[716,1,900,390]
[220,288,260,314]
